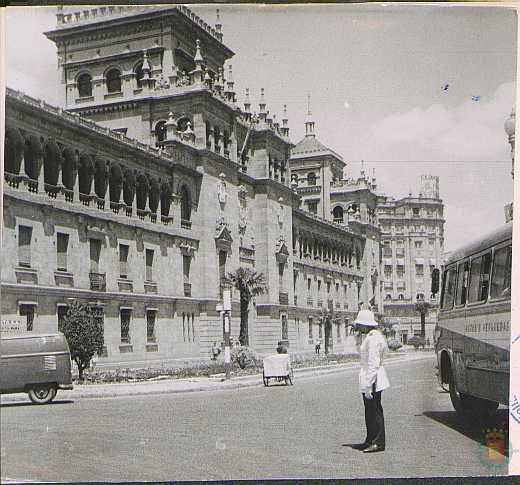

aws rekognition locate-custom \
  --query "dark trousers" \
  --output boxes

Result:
[362,387,385,447]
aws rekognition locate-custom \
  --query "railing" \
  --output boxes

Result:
[184,282,192,297]
[89,272,106,291]
[181,219,192,230]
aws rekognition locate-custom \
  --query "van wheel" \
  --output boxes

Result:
[28,385,57,404]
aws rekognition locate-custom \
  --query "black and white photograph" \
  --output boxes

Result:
[0,2,517,481]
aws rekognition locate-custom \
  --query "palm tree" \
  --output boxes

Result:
[225,267,266,346]
[415,300,431,338]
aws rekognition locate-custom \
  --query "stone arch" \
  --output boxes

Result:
[148,177,160,213]
[122,167,136,206]
[43,138,62,186]
[179,184,191,220]
[136,172,149,210]
[78,152,94,194]
[109,163,123,202]
[76,71,93,98]
[160,180,172,216]
[177,115,192,133]
[23,133,43,180]
[104,66,122,93]
[4,126,25,174]
[61,146,76,190]
[94,156,108,198]
[332,205,344,224]
[154,119,167,144]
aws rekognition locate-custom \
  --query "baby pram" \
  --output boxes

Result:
[262,354,294,386]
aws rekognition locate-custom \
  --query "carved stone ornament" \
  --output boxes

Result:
[179,241,196,256]
[238,206,248,234]
[215,224,233,252]
[216,216,227,234]
[217,173,227,205]
[275,235,289,263]
[277,197,284,227]
[238,184,247,199]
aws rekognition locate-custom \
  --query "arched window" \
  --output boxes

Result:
[307,172,316,186]
[134,62,144,89]
[77,73,92,98]
[106,68,122,93]
[333,206,344,224]
[398,294,404,300]
[416,293,425,301]
[155,121,166,144]
[385,294,392,301]
[177,117,191,132]
[180,185,191,221]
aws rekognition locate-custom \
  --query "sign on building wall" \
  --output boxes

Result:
[1,319,22,335]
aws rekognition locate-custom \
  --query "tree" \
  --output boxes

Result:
[5,127,25,174]
[415,301,431,338]
[60,300,104,381]
[225,267,266,346]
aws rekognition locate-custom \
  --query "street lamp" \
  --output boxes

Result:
[504,107,515,179]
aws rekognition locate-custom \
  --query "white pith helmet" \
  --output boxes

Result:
[353,309,378,327]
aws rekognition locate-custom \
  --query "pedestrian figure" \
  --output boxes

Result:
[350,309,389,453]
[211,341,221,360]
[315,338,321,354]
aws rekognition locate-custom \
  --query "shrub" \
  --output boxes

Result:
[5,127,25,174]
[231,346,262,369]
[387,339,402,351]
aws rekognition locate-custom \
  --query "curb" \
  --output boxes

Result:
[0,352,434,403]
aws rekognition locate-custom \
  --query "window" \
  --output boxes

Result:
[281,314,288,340]
[490,245,512,299]
[155,121,167,144]
[384,265,392,277]
[326,281,331,293]
[307,172,317,186]
[120,308,131,344]
[145,249,154,282]
[415,264,424,277]
[119,244,129,279]
[56,233,69,271]
[441,267,457,310]
[307,201,318,215]
[180,186,191,221]
[134,62,144,89]
[416,293,425,301]
[307,278,312,293]
[106,68,122,93]
[308,317,313,339]
[468,253,491,303]
[18,225,32,267]
[428,238,435,247]
[398,294,404,300]
[413,207,420,217]
[77,73,93,98]
[20,304,35,331]
[383,242,392,257]
[57,304,68,332]
[89,238,101,273]
[415,240,423,248]
[333,206,344,224]
[396,266,405,278]
[385,294,392,301]
[318,280,322,292]
[455,261,469,306]
[183,255,191,283]
[146,309,156,343]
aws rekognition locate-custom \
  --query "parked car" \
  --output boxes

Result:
[0,333,73,404]
[408,336,426,349]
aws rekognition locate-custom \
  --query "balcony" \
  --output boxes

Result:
[279,292,289,305]
[184,282,192,297]
[89,272,106,291]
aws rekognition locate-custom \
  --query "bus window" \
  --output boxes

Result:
[455,261,469,306]
[490,245,512,299]
[468,252,491,303]
[441,267,457,310]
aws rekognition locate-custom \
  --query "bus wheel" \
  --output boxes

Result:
[448,370,472,418]
[28,385,57,404]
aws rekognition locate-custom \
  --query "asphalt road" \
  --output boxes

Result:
[1,356,509,481]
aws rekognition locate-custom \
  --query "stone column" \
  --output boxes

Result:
[56,161,65,200]
[73,164,80,203]
[103,165,110,209]
[37,154,46,194]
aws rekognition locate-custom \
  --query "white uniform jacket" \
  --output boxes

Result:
[358,329,390,394]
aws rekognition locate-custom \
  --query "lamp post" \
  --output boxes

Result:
[217,287,232,380]
[504,107,515,180]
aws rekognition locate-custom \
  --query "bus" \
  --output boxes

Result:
[435,221,512,419]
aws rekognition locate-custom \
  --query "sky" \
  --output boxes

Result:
[5,4,517,251]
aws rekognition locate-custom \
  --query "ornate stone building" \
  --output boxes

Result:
[2,6,381,365]
[376,176,445,344]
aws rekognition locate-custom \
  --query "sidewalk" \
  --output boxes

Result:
[0,352,434,404]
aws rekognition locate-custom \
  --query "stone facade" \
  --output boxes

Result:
[2,6,384,366]
[376,176,445,344]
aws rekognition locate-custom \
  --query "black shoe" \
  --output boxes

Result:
[363,444,385,453]
[351,442,370,450]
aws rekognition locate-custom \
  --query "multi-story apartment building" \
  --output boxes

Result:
[376,175,445,344]
[2,6,381,365]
